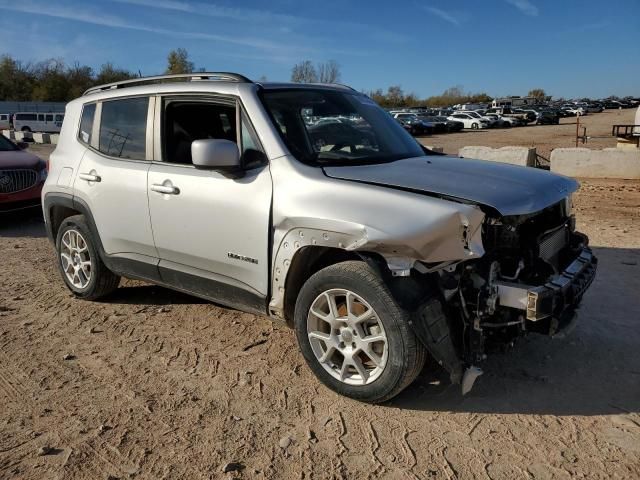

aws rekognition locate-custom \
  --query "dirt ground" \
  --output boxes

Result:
[1,120,640,479]
[419,109,636,159]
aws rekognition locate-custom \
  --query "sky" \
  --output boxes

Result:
[0,0,638,99]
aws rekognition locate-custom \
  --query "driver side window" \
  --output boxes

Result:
[162,98,265,168]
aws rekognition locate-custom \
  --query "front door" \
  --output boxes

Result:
[147,96,272,307]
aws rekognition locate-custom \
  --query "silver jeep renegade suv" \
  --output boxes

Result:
[43,73,597,402]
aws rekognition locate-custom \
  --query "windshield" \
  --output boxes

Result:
[261,88,424,165]
[0,135,18,152]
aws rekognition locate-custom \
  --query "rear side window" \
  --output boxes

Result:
[79,103,96,145]
[99,97,148,160]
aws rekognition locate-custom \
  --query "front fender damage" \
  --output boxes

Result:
[269,207,485,390]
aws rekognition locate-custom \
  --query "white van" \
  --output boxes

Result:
[0,113,10,130]
[13,112,64,133]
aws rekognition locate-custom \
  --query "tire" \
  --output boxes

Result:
[471,122,478,129]
[21,126,31,132]
[294,261,427,403]
[55,215,120,300]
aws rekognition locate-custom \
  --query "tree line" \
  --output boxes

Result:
[0,47,548,109]
[0,48,201,102]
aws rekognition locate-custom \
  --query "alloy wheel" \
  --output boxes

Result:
[60,229,92,289]
[306,289,388,386]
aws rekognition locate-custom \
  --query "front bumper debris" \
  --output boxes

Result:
[495,247,597,322]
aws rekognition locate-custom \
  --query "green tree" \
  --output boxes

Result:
[166,48,195,74]
[0,55,34,101]
[66,63,94,98]
[95,63,136,85]
[528,88,547,102]
[30,59,71,102]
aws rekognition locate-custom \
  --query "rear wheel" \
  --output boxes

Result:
[21,126,31,132]
[56,215,120,300]
[471,122,478,129]
[294,261,426,403]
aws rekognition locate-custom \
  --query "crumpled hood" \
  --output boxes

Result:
[0,150,44,170]
[323,155,578,216]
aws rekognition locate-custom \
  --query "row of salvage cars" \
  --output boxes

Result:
[390,107,561,135]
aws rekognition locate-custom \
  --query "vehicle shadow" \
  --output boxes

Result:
[0,208,46,238]
[106,284,208,306]
[391,246,640,416]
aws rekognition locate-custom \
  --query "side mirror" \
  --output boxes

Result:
[17,141,29,150]
[191,139,240,171]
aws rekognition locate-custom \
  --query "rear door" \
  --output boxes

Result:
[147,95,272,308]
[73,96,158,263]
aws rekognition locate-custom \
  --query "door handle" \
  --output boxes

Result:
[150,184,180,195]
[78,173,101,182]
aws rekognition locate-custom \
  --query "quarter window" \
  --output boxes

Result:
[99,97,149,160]
[240,111,264,169]
[79,103,96,145]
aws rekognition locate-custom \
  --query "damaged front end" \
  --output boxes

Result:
[410,198,597,393]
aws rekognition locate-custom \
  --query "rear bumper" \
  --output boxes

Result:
[496,246,597,323]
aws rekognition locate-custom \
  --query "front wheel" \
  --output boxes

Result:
[294,261,426,403]
[471,122,478,129]
[56,215,120,300]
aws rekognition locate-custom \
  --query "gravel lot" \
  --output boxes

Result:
[1,116,639,479]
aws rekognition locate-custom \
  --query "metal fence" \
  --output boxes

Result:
[0,101,66,114]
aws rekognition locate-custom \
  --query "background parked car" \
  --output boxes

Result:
[0,135,47,212]
[447,113,489,129]
[455,110,497,127]
[416,115,449,133]
[435,116,464,132]
[391,113,433,135]
[536,110,561,125]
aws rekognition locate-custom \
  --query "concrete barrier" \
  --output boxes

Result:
[50,134,59,145]
[2,130,14,140]
[424,145,444,153]
[458,146,536,167]
[33,133,51,144]
[550,148,640,179]
[14,131,33,142]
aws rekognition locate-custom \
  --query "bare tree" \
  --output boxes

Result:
[290,60,317,83]
[317,60,341,83]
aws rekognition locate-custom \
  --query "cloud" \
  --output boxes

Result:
[505,0,539,16]
[0,0,304,53]
[113,0,301,25]
[422,6,462,27]
[115,0,409,43]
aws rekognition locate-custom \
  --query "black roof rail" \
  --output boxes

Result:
[83,72,252,96]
